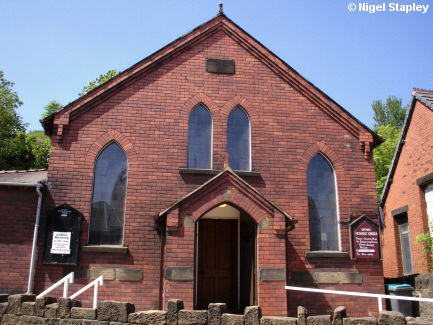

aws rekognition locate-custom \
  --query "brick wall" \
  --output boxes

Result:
[0,186,40,293]
[382,100,433,277]
[31,17,383,316]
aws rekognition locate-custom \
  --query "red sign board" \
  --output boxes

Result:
[352,220,380,259]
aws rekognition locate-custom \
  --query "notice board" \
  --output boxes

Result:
[350,215,381,260]
[43,203,81,265]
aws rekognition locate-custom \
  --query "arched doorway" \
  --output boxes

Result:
[196,204,257,312]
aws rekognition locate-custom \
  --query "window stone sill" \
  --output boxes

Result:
[81,245,128,253]
[179,167,260,177]
[305,250,349,258]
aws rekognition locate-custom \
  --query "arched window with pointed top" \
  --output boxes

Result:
[227,106,251,171]
[188,104,212,169]
[307,153,339,251]
[89,142,128,245]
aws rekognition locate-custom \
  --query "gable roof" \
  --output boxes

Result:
[156,165,292,224]
[41,10,380,150]
[380,89,433,207]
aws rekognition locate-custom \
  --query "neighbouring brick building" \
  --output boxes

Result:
[381,89,433,278]
[1,9,385,317]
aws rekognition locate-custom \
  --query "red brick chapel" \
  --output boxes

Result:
[1,8,385,317]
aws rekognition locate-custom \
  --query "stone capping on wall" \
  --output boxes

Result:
[391,205,409,217]
[0,294,426,325]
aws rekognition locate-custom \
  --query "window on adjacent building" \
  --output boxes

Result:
[227,106,250,171]
[307,153,339,251]
[188,104,212,169]
[395,213,414,274]
[89,142,128,245]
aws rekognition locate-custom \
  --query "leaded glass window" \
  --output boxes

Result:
[89,143,128,245]
[395,214,414,274]
[307,154,339,251]
[188,104,212,169]
[227,107,250,171]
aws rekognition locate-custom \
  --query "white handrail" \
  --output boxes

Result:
[36,272,74,299]
[285,285,433,312]
[69,275,104,309]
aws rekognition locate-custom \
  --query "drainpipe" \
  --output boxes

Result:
[2,181,44,293]
[27,184,43,293]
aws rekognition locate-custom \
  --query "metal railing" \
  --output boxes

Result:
[69,275,104,309]
[36,272,104,309]
[36,272,74,299]
[285,285,433,312]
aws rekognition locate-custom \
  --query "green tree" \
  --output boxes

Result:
[0,70,35,170]
[79,69,119,97]
[42,100,63,119]
[372,96,407,200]
[28,131,51,169]
[373,125,401,199]
[372,96,407,130]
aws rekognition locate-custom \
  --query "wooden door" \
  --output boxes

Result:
[197,219,238,310]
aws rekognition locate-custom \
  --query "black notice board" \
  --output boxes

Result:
[43,203,81,265]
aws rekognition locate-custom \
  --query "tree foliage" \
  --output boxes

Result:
[28,131,51,169]
[0,70,35,170]
[372,96,407,130]
[42,100,63,119]
[373,125,401,199]
[79,69,119,97]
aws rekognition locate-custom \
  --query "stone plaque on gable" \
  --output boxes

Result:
[350,215,381,260]
[43,203,81,265]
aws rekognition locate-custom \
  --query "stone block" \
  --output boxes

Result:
[35,297,57,317]
[1,314,21,325]
[258,218,269,230]
[378,311,405,325]
[21,301,35,316]
[167,299,184,325]
[63,266,90,280]
[333,306,346,325]
[316,272,339,284]
[406,317,433,324]
[115,268,143,281]
[244,306,261,325]
[128,310,167,324]
[71,307,96,320]
[221,313,244,325]
[45,303,59,318]
[21,315,53,324]
[97,301,135,323]
[208,303,227,325]
[0,302,8,315]
[7,293,35,315]
[343,317,377,325]
[165,266,194,280]
[178,310,208,325]
[58,298,82,318]
[307,315,331,325]
[90,267,116,281]
[183,216,195,228]
[258,268,286,281]
[291,272,315,284]
[82,320,109,325]
[297,306,308,325]
[59,319,84,325]
[0,294,9,303]
[339,272,362,284]
[260,316,297,325]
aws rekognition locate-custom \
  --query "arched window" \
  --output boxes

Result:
[307,153,339,251]
[227,106,250,171]
[188,104,212,169]
[89,142,128,245]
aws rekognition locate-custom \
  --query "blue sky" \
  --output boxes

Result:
[1,0,432,131]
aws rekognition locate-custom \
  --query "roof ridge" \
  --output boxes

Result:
[413,88,433,93]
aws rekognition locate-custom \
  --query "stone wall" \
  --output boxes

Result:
[0,294,430,325]
[414,273,433,318]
